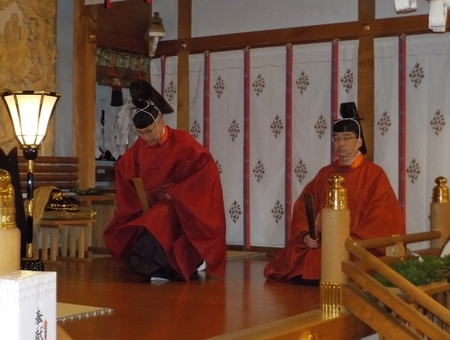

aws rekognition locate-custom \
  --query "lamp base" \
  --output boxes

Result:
[20,257,44,271]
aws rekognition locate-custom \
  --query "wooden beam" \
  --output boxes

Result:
[342,284,422,339]
[177,51,189,131]
[155,14,436,58]
[156,21,363,57]
[176,0,191,132]
[372,15,431,37]
[73,0,97,189]
[357,0,375,161]
[209,309,374,340]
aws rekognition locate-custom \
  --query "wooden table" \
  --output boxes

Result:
[39,218,96,261]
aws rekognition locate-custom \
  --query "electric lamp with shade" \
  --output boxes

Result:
[1,90,61,270]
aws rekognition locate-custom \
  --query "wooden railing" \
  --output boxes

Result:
[18,156,116,194]
[18,156,79,192]
[342,231,450,339]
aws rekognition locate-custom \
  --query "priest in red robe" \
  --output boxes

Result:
[104,80,226,281]
[264,103,405,285]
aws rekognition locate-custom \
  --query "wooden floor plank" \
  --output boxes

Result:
[49,255,319,339]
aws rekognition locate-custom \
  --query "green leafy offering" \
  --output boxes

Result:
[375,255,450,287]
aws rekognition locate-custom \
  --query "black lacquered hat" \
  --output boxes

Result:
[333,102,367,155]
[129,80,174,129]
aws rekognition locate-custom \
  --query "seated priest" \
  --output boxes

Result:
[264,102,406,285]
[104,80,227,281]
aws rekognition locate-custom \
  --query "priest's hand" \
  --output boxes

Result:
[303,234,319,248]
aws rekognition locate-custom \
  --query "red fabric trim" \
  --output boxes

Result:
[104,0,111,9]
[331,39,340,163]
[160,55,166,104]
[285,43,293,242]
[244,47,251,249]
[398,35,407,218]
[203,51,211,150]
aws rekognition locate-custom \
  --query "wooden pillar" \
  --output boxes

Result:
[73,0,97,189]
[358,0,375,162]
[177,0,192,131]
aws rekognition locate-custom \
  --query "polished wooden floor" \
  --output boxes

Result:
[47,254,319,340]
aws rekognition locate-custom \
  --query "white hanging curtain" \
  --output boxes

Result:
[405,33,450,249]
[161,56,178,128]
[291,42,333,216]
[149,56,178,127]
[374,37,400,198]
[337,40,359,107]
[150,58,162,95]
[188,54,205,144]
[248,46,287,247]
[209,50,245,246]
[374,33,450,250]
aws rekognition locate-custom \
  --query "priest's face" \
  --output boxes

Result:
[332,131,362,163]
[135,117,165,146]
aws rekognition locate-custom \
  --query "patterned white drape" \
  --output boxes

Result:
[249,46,287,246]
[291,42,332,221]
[374,37,400,198]
[157,41,357,247]
[150,58,162,99]
[408,34,450,249]
[337,40,359,107]
[290,40,357,243]
[188,54,204,143]
[208,41,357,247]
[209,50,245,245]
[151,40,370,248]
[151,56,178,128]
[375,33,450,250]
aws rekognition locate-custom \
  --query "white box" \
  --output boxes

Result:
[0,270,56,340]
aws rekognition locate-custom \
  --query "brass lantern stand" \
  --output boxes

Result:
[1,90,61,270]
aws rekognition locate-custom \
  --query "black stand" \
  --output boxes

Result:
[20,147,44,271]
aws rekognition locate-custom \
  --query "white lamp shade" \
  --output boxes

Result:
[1,91,61,148]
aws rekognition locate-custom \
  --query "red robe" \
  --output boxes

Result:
[264,155,405,282]
[104,127,227,280]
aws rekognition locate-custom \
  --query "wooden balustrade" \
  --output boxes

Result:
[342,231,450,339]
